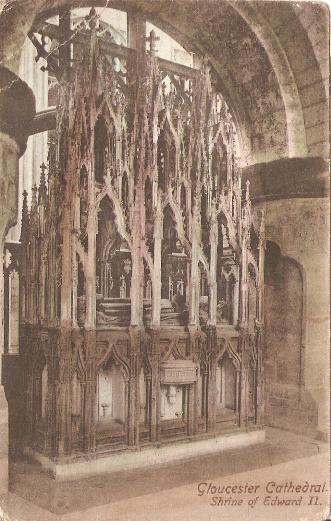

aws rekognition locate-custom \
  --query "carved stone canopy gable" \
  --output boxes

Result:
[216,339,241,371]
[97,342,130,381]
[161,339,187,361]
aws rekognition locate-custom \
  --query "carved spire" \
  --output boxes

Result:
[146,30,160,57]
[87,7,98,31]
[31,184,38,210]
[20,190,29,242]
[30,184,39,234]
[38,162,47,205]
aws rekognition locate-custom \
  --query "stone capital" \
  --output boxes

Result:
[0,133,20,239]
[0,66,36,157]
[0,67,36,238]
[242,157,329,202]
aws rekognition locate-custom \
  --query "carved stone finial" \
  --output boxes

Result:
[161,81,167,98]
[201,56,211,78]
[22,190,28,211]
[39,162,47,204]
[87,7,98,31]
[31,184,38,209]
[146,29,160,57]
[20,190,29,242]
[40,161,47,177]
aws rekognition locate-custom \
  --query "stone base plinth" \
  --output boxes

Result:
[24,429,265,481]
[0,386,8,494]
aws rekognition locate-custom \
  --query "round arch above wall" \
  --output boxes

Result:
[0,0,327,167]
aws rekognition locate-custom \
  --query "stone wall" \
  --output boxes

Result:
[256,198,329,439]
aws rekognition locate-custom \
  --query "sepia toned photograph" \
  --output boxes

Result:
[0,1,329,520]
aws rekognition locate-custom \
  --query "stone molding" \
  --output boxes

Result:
[0,65,36,156]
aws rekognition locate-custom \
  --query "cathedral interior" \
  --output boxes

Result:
[0,0,329,518]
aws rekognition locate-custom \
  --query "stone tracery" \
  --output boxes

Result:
[16,9,264,460]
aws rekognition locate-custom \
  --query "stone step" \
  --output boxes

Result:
[161,299,172,306]
[99,312,130,319]
[102,298,131,304]
[100,302,131,311]
[161,299,175,313]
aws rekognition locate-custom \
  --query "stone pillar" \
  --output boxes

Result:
[187,326,197,436]
[187,383,195,436]
[83,329,96,453]
[206,326,217,433]
[128,326,140,447]
[72,253,78,328]
[85,205,96,330]
[208,214,218,326]
[151,198,162,327]
[150,329,160,442]
[130,145,144,327]
[0,66,35,492]
[189,207,200,326]
[255,323,264,426]
[60,220,73,326]
[39,253,47,324]
[127,13,146,58]
[256,211,265,426]
[45,332,56,456]
[56,328,72,457]
[239,326,249,427]
[239,234,249,427]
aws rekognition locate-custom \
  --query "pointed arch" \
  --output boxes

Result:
[217,207,238,251]
[161,340,186,362]
[97,343,130,382]
[96,190,132,251]
[248,254,259,282]
[163,110,180,147]
[216,340,241,371]
[162,196,191,253]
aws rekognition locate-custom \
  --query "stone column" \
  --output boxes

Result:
[238,326,249,427]
[256,211,265,426]
[206,326,217,433]
[150,329,160,442]
[208,214,218,326]
[83,329,96,453]
[128,326,140,447]
[151,198,162,327]
[39,253,47,324]
[238,232,249,427]
[189,206,200,326]
[187,382,195,436]
[0,66,35,492]
[85,204,96,330]
[127,13,146,62]
[56,329,72,457]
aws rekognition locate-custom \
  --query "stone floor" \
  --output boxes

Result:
[0,427,329,521]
